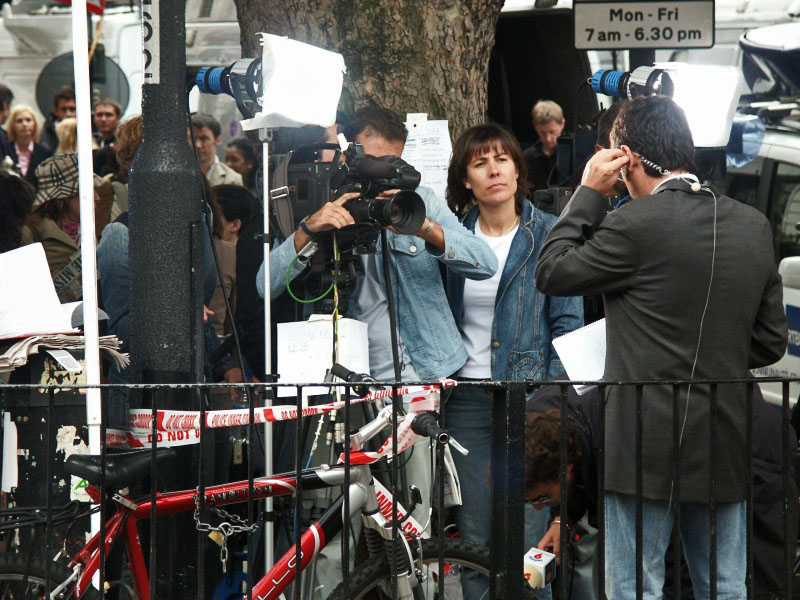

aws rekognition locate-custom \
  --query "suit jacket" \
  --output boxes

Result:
[535,180,788,502]
[9,142,52,188]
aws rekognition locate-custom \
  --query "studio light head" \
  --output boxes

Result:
[591,65,674,100]
[194,58,263,119]
[590,63,742,148]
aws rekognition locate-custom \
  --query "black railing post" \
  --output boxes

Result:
[437,382,447,599]
[246,383,255,600]
[489,381,525,599]
[671,384,682,600]
[597,384,606,599]
[294,385,303,600]
[343,382,351,599]
[745,382,754,600]
[635,384,643,600]
[782,380,792,598]
[559,384,569,600]
[44,388,54,599]
[709,383,718,599]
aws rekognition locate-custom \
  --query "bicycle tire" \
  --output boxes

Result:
[326,537,536,599]
[0,554,100,600]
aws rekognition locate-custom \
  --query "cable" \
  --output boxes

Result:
[646,180,718,571]
[284,250,334,304]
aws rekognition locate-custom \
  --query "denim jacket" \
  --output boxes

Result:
[447,199,583,381]
[258,186,499,380]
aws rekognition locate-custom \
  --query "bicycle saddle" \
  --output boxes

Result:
[66,448,176,489]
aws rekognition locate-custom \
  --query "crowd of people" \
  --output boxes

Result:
[0,78,794,600]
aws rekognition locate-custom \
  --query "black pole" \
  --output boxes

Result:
[489,382,525,599]
[129,0,204,594]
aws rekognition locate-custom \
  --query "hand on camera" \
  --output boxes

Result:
[581,148,629,196]
[294,192,359,251]
[305,193,359,233]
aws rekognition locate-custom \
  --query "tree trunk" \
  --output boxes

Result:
[232,0,504,138]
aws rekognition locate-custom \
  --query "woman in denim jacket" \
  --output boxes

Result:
[445,123,583,599]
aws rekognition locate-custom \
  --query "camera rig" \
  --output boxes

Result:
[270,141,427,313]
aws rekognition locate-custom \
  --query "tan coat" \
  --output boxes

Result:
[29,213,78,277]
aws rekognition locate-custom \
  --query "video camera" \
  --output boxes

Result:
[272,141,427,312]
[280,141,426,253]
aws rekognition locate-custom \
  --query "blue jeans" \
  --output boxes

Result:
[604,491,746,599]
[446,385,549,600]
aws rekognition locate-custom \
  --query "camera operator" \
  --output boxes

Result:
[256,106,498,508]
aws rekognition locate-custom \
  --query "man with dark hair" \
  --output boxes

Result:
[341,105,408,149]
[40,87,76,152]
[0,83,14,160]
[190,113,242,186]
[535,95,787,598]
[93,98,122,147]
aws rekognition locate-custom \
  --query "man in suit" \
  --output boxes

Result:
[534,96,788,599]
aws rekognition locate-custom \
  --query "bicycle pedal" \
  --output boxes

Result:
[209,531,224,547]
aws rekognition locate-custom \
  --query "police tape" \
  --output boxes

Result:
[341,387,443,465]
[124,379,456,449]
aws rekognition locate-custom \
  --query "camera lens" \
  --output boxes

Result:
[385,190,426,234]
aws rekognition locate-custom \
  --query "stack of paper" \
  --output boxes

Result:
[0,335,128,373]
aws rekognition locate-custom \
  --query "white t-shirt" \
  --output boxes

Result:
[458,220,518,378]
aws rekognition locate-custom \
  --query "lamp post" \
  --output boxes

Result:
[129,0,204,594]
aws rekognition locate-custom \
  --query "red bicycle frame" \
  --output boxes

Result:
[70,465,369,600]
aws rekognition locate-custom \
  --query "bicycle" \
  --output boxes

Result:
[0,366,535,599]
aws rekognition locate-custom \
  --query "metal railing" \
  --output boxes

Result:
[0,376,797,599]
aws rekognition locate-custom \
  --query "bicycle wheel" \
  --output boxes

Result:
[326,537,537,599]
[0,554,100,600]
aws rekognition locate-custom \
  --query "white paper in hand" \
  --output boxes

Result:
[241,34,345,130]
[552,318,606,395]
[0,244,77,339]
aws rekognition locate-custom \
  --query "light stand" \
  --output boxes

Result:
[194,34,345,582]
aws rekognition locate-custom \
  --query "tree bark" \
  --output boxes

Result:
[232,0,504,138]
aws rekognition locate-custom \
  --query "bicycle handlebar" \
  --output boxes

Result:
[410,412,449,446]
[331,362,377,397]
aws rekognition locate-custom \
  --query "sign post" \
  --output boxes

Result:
[574,0,714,50]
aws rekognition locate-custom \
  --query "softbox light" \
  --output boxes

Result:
[241,34,346,130]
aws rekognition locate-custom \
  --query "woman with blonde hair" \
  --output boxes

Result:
[6,105,51,188]
[55,117,81,155]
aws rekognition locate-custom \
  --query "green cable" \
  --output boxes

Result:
[285,243,335,304]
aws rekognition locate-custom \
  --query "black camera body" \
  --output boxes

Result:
[276,142,427,313]
[284,142,427,250]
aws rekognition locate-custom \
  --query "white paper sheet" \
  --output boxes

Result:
[277,315,369,399]
[1,413,17,492]
[401,116,453,203]
[241,34,345,130]
[0,244,77,339]
[552,318,607,395]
